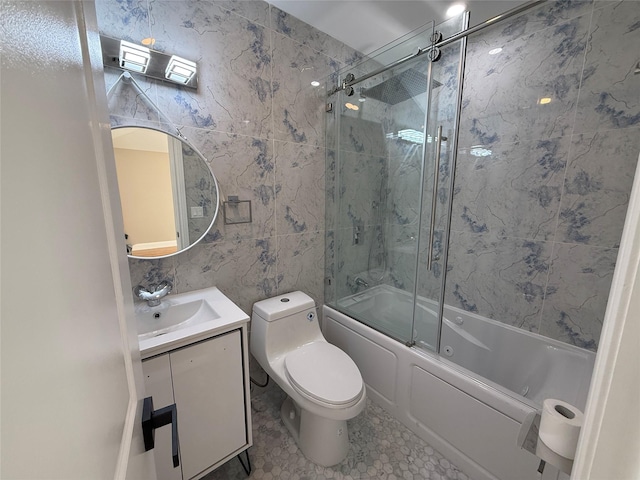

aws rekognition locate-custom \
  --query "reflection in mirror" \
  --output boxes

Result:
[111,127,218,258]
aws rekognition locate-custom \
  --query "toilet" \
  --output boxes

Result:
[250,291,366,467]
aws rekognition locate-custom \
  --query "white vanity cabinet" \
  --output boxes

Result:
[142,327,251,480]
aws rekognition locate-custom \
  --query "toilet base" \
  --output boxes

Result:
[280,396,350,467]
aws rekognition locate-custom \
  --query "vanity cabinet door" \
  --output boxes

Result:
[142,355,182,480]
[170,330,247,480]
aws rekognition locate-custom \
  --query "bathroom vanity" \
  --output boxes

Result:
[137,287,251,480]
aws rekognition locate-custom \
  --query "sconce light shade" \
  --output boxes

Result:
[119,40,151,74]
[165,55,197,84]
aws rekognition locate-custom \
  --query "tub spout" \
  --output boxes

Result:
[355,277,369,288]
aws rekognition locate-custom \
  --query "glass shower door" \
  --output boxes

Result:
[327,21,441,344]
[412,15,468,352]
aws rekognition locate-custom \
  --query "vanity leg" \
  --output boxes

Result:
[237,449,251,476]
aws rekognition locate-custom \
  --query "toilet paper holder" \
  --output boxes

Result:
[517,412,574,476]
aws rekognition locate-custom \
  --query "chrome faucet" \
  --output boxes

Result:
[354,277,369,288]
[134,280,173,307]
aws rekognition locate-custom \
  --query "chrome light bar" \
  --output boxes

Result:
[100,35,198,90]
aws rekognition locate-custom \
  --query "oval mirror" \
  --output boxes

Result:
[111,126,219,258]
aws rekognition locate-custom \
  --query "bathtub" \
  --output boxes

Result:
[323,285,595,480]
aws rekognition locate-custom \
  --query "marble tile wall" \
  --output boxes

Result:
[447,0,640,350]
[181,142,217,244]
[97,0,361,314]
[332,112,389,299]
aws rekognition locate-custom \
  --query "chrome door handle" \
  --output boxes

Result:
[427,126,445,271]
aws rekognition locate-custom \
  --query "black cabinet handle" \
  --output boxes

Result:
[142,396,180,468]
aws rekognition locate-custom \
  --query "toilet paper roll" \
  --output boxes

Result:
[538,398,584,460]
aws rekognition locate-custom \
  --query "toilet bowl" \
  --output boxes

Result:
[250,291,366,466]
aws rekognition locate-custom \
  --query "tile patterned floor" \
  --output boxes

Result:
[204,379,470,480]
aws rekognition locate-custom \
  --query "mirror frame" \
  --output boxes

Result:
[111,125,220,260]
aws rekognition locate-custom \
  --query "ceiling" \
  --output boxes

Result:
[270,0,527,55]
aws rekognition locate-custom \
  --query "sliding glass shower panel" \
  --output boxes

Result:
[327,21,437,344]
[412,14,468,352]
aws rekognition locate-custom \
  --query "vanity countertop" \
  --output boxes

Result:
[137,286,249,359]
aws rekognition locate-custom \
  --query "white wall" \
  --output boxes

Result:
[114,147,176,245]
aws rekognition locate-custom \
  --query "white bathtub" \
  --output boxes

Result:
[324,285,595,480]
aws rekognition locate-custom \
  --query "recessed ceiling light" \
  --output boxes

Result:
[538,97,552,105]
[345,102,359,111]
[446,3,466,18]
[310,80,320,87]
[488,47,503,55]
[141,37,156,46]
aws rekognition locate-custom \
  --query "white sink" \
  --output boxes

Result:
[136,299,221,340]
[136,287,249,359]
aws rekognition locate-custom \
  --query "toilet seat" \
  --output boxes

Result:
[284,342,364,407]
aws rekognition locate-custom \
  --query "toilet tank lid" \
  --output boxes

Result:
[252,291,315,322]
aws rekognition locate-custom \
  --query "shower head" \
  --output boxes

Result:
[361,68,442,105]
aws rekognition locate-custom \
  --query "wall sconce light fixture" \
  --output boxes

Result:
[165,55,197,85]
[101,35,198,90]
[119,40,151,73]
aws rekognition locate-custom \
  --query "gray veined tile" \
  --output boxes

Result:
[181,140,218,243]
[337,151,387,230]
[324,230,336,305]
[444,232,553,332]
[574,1,640,134]
[95,0,152,41]
[558,128,640,247]
[387,145,423,229]
[540,243,617,351]
[276,232,325,307]
[274,141,326,235]
[459,14,591,147]
[150,0,272,137]
[464,0,594,52]
[271,31,339,146]
[417,228,447,303]
[557,191,630,248]
[450,137,569,240]
[109,114,162,131]
[212,0,270,28]
[178,127,276,241]
[334,226,382,299]
[386,224,421,295]
[339,114,389,157]
[174,237,276,315]
[325,148,337,232]
[567,128,640,194]
[105,69,161,122]
[128,256,177,293]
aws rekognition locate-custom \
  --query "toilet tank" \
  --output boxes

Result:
[251,292,323,361]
